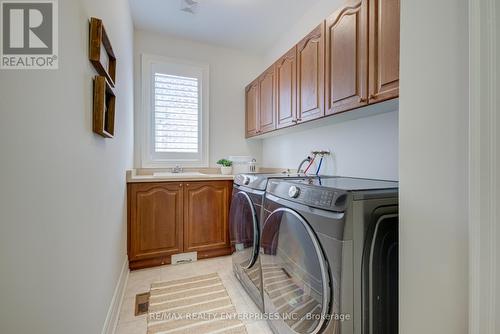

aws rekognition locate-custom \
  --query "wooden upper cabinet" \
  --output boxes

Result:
[245,80,259,138]
[258,66,276,133]
[244,0,400,137]
[297,23,325,123]
[183,181,232,253]
[275,46,297,129]
[128,183,183,261]
[326,0,368,115]
[369,0,400,102]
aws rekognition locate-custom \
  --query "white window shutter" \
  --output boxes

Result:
[154,73,199,153]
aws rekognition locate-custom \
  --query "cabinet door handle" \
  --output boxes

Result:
[179,184,182,187]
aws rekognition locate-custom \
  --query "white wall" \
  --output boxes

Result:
[134,30,263,168]
[495,2,500,328]
[262,108,399,179]
[262,0,343,66]
[0,0,134,333]
[258,0,399,180]
[399,0,469,333]
[496,3,500,326]
[468,1,500,332]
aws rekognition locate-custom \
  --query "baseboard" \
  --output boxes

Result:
[129,247,232,270]
[101,257,129,334]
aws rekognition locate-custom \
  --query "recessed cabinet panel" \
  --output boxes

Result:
[331,15,357,100]
[129,183,183,261]
[297,23,325,122]
[184,181,231,252]
[258,68,276,133]
[245,81,259,137]
[369,0,400,102]
[275,47,297,129]
[299,46,319,112]
[326,0,368,114]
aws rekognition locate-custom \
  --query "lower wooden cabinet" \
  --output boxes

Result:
[128,182,183,266]
[183,181,231,252]
[127,180,232,270]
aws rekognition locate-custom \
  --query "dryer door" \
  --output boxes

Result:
[363,214,398,334]
[261,208,331,334]
[229,190,259,269]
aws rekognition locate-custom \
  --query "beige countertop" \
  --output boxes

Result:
[127,169,234,183]
[126,167,286,183]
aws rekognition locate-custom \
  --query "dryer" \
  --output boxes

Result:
[229,173,312,311]
[261,177,398,334]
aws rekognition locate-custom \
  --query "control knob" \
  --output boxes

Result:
[243,176,250,185]
[288,186,301,198]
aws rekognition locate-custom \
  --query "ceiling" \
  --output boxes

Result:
[129,0,321,54]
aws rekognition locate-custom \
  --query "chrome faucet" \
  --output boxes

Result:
[297,156,312,174]
[172,165,183,173]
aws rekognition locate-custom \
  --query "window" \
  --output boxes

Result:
[154,73,199,153]
[141,54,209,167]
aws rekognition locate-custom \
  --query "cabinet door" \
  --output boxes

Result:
[258,67,276,133]
[297,23,325,122]
[184,181,231,252]
[128,183,183,261]
[369,0,400,102]
[326,0,368,115]
[275,47,297,129]
[245,81,259,138]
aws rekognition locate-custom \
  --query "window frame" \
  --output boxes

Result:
[140,54,209,168]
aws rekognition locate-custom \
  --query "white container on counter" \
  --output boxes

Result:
[220,166,233,175]
[228,156,255,175]
[248,159,256,172]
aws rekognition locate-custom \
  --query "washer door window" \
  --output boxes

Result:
[261,208,330,334]
[229,191,259,269]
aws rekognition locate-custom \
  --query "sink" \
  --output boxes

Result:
[152,172,206,177]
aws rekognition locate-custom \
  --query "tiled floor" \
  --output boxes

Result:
[115,256,273,334]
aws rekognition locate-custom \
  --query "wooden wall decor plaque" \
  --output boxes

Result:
[89,17,116,87]
[93,76,116,138]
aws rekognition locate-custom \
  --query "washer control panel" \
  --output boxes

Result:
[300,187,335,207]
[267,180,348,211]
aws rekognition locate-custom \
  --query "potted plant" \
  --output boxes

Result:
[217,159,233,175]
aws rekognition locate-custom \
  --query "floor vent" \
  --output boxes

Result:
[135,292,150,316]
[171,252,197,265]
